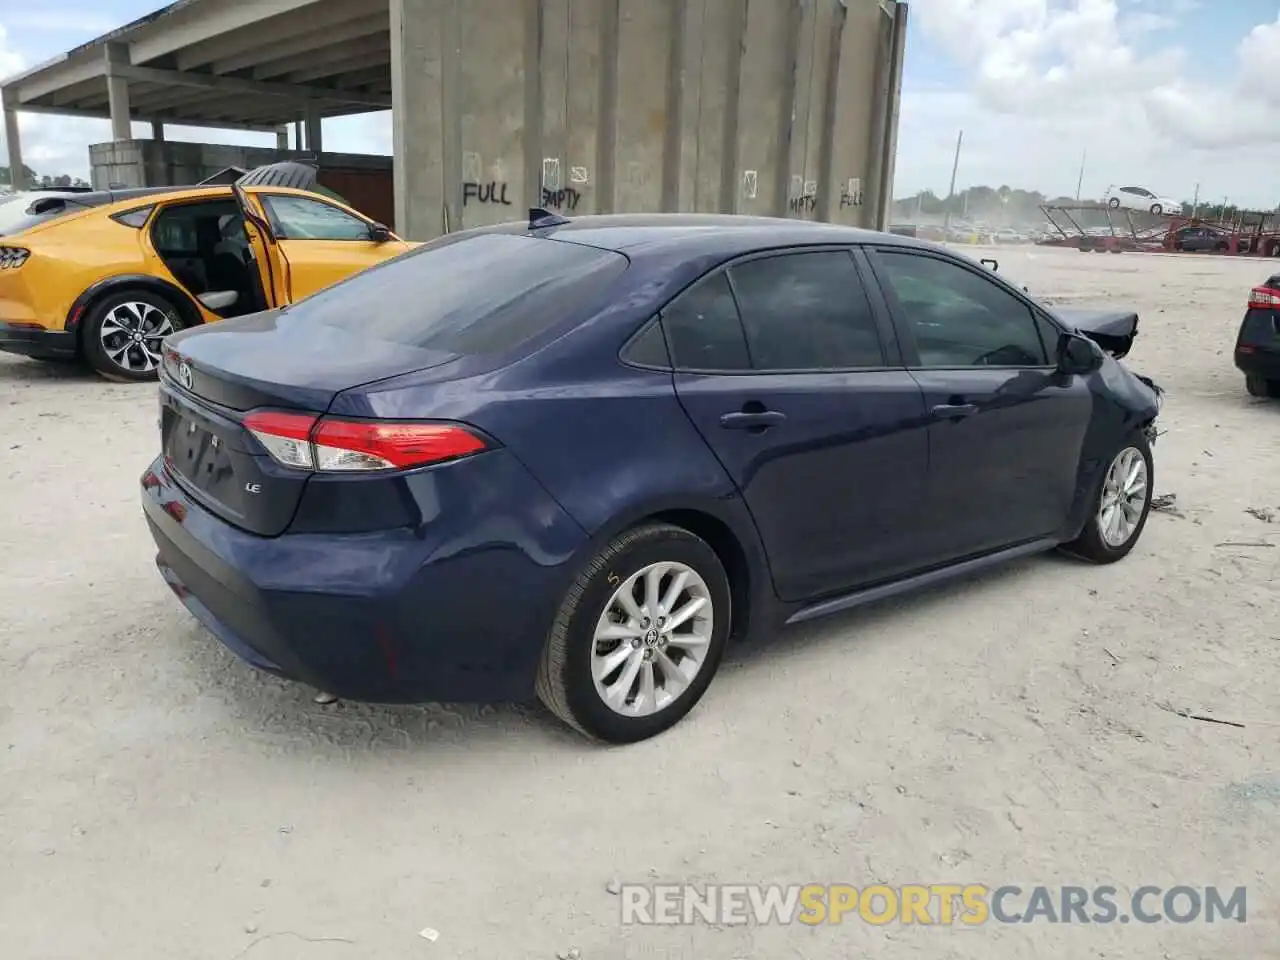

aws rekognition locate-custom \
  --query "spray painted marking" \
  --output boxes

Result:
[570,165,589,184]
[462,151,482,183]
[742,170,758,199]
[542,158,562,191]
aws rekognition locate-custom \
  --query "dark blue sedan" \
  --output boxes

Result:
[141,213,1163,742]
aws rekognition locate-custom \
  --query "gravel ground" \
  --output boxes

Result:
[1,245,1277,959]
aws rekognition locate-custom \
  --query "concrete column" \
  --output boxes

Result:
[390,0,448,240]
[303,105,322,153]
[104,42,133,142]
[294,120,302,148]
[275,125,290,150]
[151,121,165,141]
[2,94,23,190]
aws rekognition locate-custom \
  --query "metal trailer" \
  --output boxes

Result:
[1038,204,1280,256]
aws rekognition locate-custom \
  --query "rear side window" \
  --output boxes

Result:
[297,233,629,354]
[728,251,885,369]
[661,272,750,370]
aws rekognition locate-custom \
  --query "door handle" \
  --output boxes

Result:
[931,403,979,420]
[719,410,787,430]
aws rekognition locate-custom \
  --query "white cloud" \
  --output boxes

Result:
[895,0,1280,209]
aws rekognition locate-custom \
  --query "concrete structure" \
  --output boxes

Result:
[89,140,396,227]
[1,0,907,239]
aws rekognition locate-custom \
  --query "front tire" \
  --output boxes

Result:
[536,523,731,743]
[1246,375,1280,399]
[1108,197,1121,209]
[1149,203,1163,215]
[81,290,185,383]
[1062,431,1154,564]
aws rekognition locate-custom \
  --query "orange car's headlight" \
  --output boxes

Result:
[0,246,30,269]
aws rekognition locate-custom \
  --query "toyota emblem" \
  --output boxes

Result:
[177,361,193,390]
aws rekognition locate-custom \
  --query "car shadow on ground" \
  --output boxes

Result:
[176,552,1066,754]
[0,357,98,384]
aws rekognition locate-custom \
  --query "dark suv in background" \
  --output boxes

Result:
[1236,276,1280,398]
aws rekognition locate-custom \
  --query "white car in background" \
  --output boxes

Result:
[1103,185,1182,216]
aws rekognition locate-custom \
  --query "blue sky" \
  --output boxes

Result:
[3,1,1279,207]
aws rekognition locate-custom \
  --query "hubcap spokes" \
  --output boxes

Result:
[1098,447,1148,547]
[99,302,174,373]
[591,561,714,718]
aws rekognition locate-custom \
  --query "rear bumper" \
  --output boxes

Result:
[1235,346,1280,380]
[141,452,588,703]
[0,322,76,360]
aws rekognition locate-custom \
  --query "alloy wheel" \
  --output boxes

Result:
[591,561,714,718]
[98,301,175,375]
[1098,446,1148,547]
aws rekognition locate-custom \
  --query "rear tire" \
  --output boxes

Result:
[1245,375,1280,399]
[536,523,731,743]
[81,289,185,383]
[1061,430,1154,564]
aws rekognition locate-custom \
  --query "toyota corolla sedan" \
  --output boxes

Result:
[141,212,1163,743]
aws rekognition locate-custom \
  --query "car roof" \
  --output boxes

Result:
[493,213,930,258]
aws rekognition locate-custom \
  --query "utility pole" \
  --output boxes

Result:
[943,129,963,229]
[1075,148,1086,202]
[1191,182,1200,219]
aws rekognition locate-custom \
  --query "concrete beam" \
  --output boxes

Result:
[218,13,389,76]
[177,3,387,72]
[105,63,390,109]
[49,77,110,108]
[11,56,105,104]
[253,33,390,81]
[12,102,281,133]
[104,42,132,142]
[131,0,333,66]
[332,66,392,90]
[284,50,391,85]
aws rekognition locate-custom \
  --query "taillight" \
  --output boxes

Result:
[243,411,489,473]
[0,246,30,269]
[1247,286,1280,309]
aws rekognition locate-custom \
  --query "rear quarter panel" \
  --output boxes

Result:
[1,211,151,330]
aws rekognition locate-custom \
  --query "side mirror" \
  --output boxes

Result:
[369,223,393,243]
[1057,332,1104,375]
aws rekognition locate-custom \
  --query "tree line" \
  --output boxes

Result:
[1,165,90,190]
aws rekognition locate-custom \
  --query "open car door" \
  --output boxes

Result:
[233,161,409,303]
[230,163,316,308]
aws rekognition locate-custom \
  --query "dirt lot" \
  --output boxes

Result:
[1,246,1277,960]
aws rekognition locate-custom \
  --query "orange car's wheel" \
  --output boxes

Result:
[81,289,186,383]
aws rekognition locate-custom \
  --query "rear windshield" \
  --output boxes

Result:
[0,195,89,236]
[295,232,629,354]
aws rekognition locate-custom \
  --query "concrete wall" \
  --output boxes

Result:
[391,0,907,241]
[88,140,397,227]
